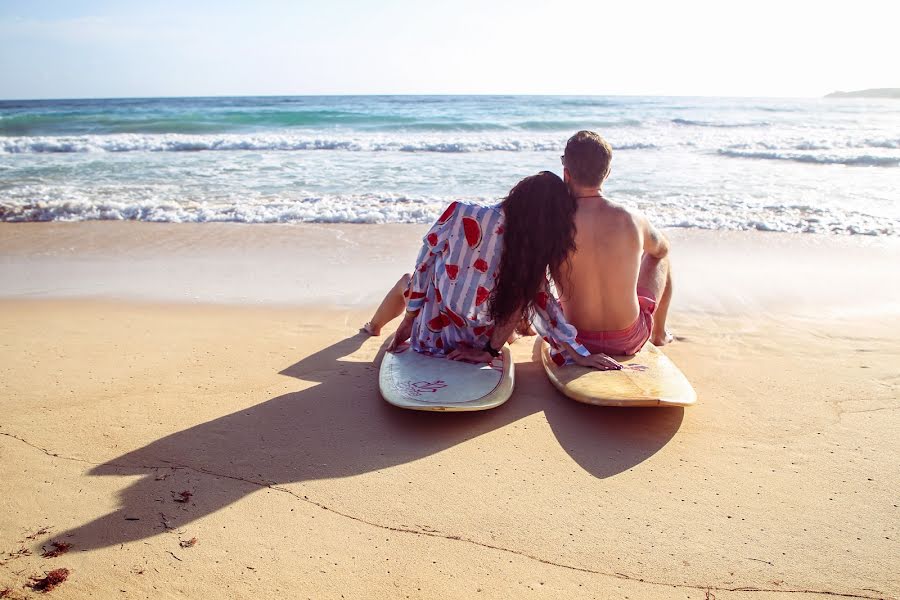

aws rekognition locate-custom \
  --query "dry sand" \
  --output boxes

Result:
[1,223,898,599]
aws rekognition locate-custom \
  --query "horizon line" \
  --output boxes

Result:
[0,91,847,103]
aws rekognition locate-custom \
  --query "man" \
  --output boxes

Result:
[555,130,673,356]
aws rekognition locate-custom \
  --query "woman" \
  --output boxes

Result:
[364,171,621,370]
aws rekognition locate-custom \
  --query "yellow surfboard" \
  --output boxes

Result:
[379,338,514,411]
[540,340,696,407]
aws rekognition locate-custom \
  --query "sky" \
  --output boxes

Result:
[0,0,896,100]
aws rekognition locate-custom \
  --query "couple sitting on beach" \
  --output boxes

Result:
[363,130,673,369]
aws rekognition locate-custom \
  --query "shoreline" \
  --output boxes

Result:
[2,221,898,317]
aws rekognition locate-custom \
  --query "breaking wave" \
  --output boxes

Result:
[672,118,768,128]
[2,191,896,236]
[717,148,899,167]
[0,134,658,154]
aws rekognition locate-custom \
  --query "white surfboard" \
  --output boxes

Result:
[379,339,514,411]
[540,339,696,407]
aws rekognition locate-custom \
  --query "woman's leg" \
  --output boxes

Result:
[363,273,411,336]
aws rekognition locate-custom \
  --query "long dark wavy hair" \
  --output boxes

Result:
[488,171,577,326]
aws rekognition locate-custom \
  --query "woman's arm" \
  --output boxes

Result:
[445,312,517,363]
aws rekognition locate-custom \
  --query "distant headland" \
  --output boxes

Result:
[825,88,900,99]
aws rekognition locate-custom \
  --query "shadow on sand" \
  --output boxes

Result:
[54,332,683,550]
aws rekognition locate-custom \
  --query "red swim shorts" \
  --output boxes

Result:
[575,287,656,356]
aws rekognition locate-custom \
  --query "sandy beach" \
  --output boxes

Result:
[1,223,898,599]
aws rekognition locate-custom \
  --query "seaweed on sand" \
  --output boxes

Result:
[41,542,72,558]
[27,568,70,593]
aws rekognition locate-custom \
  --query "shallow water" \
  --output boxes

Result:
[2,95,898,235]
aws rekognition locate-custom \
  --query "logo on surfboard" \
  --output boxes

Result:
[399,379,448,397]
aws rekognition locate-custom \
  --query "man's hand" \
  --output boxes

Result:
[388,312,417,352]
[447,346,493,364]
[572,352,623,371]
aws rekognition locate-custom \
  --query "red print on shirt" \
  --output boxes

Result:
[462,217,482,248]
[438,201,458,224]
[427,313,451,332]
[443,307,466,327]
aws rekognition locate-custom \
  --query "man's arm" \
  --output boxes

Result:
[637,212,669,259]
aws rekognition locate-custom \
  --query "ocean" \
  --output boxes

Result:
[1,95,898,235]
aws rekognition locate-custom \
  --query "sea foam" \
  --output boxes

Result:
[2,188,896,236]
[0,134,658,154]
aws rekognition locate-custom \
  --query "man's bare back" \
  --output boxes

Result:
[557,131,673,353]
[556,197,666,328]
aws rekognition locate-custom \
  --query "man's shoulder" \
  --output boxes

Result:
[579,198,640,227]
